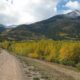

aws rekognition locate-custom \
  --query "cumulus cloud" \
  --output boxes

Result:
[60,0,80,15]
[65,0,80,9]
[0,0,19,25]
[0,0,58,26]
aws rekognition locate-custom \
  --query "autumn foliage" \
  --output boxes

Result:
[1,40,80,66]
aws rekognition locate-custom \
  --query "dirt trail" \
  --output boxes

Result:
[0,50,80,80]
[31,58,80,80]
[0,50,25,80]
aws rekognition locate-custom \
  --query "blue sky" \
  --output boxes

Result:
[57,0,80,14]
[57,0,70,13]
[0,0,80,26]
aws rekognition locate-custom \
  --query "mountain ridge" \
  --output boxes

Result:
[0,24,6,32]
[65,10,80,18]
[1,10,80,40]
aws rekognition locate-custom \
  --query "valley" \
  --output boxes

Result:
[0,10,80,80]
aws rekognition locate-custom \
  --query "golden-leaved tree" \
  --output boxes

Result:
[59,43,80,65]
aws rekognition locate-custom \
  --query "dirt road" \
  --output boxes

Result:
[0,50,25,80]
[29,58,80,80]
[0,49,80,80]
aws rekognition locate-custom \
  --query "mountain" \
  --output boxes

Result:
[1,10,80,40]
[0,24,6,41]
[66,10,80,18]
[0,24,6,32]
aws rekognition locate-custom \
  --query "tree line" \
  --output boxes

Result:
[1,39,80,69]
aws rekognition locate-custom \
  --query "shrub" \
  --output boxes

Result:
[76,63,80,70]
[59,43,80,66]
[1,40,80,68]
[33,77,40,80]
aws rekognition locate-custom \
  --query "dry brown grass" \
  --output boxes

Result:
[18,56,76,80]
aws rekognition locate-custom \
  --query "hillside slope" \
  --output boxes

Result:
[1,10,80,40]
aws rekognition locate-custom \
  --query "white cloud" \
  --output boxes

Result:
[65,0,80,9]
[63,10,72,14]
[0,0,58,26]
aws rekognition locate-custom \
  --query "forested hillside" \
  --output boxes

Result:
[1,10,80,41]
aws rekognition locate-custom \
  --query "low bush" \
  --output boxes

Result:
[76,63,80,70]
[1,39,80,67]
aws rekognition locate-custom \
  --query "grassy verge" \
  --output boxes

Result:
[18,56,75,80]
